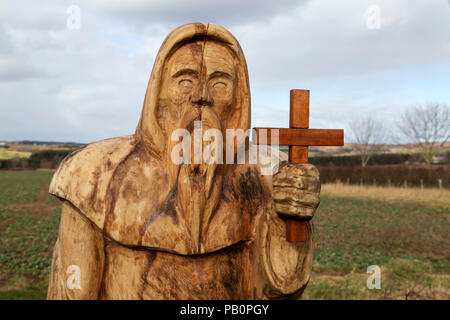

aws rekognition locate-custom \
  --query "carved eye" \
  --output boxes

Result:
[212,81,227,91]
[179,79,193,92]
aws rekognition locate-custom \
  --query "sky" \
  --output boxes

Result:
[1,0,449,143]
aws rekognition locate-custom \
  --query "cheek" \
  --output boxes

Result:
[160,80,188,124]
[212,83,234,112]
[168,80,189,105]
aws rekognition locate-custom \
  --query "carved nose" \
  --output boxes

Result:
[191,84,212,107]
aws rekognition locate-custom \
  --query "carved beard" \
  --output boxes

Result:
[166,106,224,251]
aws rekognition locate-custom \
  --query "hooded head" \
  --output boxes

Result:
[135,23,251,162]
[134,23,252,250]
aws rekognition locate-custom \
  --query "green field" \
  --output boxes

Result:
[0,171,60,299]
[303,194,449,299]
[0,151,32,160]
[0,171,448,299]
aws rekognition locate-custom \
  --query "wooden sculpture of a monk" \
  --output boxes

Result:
[47,23,320,300]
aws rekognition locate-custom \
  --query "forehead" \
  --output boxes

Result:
[168,41,235,76]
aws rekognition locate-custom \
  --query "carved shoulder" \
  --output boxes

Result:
[49,135,137,229]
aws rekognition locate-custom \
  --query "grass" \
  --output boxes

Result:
[312,195,449,272]
[0,171,448,299]
[303,266,450,300]
[302,183,450,299]
[0,276,48,300]
[0,151,31,160]
[322,182,450,208]
[390,146,450,155]
[0,171,60,299]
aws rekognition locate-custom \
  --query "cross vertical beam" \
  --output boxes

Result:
[287,89,310,242]
[253,89,344,243]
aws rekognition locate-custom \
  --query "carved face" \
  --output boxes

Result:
[159,40,237,134]
[153,40,240,248]
[133,24,251,252]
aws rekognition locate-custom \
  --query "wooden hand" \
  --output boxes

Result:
[272,162,321,221]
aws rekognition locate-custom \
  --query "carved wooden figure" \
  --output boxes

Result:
[47,23,322,300]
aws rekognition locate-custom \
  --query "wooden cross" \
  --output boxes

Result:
[254,89,344,242]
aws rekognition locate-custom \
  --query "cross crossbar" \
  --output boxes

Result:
[253,89,344,242]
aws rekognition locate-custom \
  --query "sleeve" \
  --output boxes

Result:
[252,171,314,300]
[260,213,313,299]
[47,201,105,300]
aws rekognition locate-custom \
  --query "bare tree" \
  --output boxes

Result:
[398,103,450,165]
[349,116,384,167]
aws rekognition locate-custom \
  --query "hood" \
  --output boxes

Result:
[135,22,251,160]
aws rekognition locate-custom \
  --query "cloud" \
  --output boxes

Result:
[0,1,69,31]
[96,0,308,29]
[233,0,450,87]
[0,26,13,54]
[0,56,45,82]
[0,0,449,143]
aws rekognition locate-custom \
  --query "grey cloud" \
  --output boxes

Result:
[0,57,45,82]
[0,26,13,54]
[96,0,309,28]
[233,0,450,87]
[0,1,70,31]
[1,0,449,143]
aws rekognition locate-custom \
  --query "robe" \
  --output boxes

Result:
[47,135,313,299]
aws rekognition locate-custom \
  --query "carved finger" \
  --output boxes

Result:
[273,176,321,192]
[275,162,320,179]
[273,188,320,207]
[274,202,317,219]
[272,189,320,219]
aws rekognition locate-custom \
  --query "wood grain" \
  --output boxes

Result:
[286,220,307,242]
[290,89,309,129]
[289,146,309,164]
[288,90,309,243]
[255,128,344,146]
[288,145,308,244]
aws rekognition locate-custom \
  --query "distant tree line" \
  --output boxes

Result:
[0,149,75,170]
[1,144,449,189]
[349,103,449,166]
[309,152,449,167]
[311,151,449,189]
[317,164,449,189]
[16,141,84,148]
